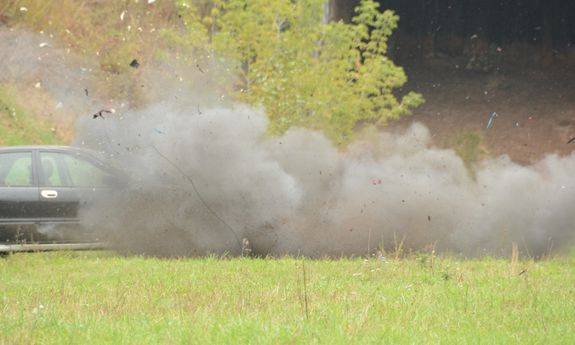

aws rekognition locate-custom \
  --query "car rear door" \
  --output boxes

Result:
[0,150,39,224]
[37,150,112,222]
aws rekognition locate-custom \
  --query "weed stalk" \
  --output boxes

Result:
[302,259,309,320]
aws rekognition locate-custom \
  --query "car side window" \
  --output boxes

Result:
[40,152,110,188]
[39,153,66,187]
[0,152,34,187]
[62,154,110,188]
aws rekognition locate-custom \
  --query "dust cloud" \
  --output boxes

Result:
[2,27,573,257]
[75,100,575,257]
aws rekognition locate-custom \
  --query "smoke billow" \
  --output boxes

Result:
[2,27,574,257]
[75,100,575,257]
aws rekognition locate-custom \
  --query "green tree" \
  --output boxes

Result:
[176,0,423,144]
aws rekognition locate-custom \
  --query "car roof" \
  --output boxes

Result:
[0,145,91,152]
[0,145,107,160]
[0,145,82,151]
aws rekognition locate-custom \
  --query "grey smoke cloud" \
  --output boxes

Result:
[75,102,575,257]
[2,27,573,257]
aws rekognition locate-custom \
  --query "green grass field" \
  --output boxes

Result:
[1,251,574,344]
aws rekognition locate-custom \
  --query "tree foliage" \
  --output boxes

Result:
[175,0,423,144]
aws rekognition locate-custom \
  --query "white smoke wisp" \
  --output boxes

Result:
[75,101,575,257]
[0,27,98,115]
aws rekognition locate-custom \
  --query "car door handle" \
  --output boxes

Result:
[41,190,58,199]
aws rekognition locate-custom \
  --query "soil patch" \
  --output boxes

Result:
[393,58,575,164]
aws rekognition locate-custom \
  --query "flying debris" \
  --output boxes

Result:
[196,64,205,73]
[129,59,140,69]
[92,109,113,119]
[486,112,498,129]
[84,88,89,96]
[568,137,575,144]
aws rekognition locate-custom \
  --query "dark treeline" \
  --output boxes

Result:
[384,0,574,47]
[332,0,575,56]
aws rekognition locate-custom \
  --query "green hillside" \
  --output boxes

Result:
[0,86,62,145]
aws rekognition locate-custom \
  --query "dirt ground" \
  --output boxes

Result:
[393,58,575,165]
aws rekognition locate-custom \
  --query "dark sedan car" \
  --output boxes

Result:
[0,146,119,243]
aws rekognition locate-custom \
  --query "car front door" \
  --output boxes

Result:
[0,150,39,224]
[37,150,112,222]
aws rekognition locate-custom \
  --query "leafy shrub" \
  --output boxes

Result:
[176,0,423,144]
